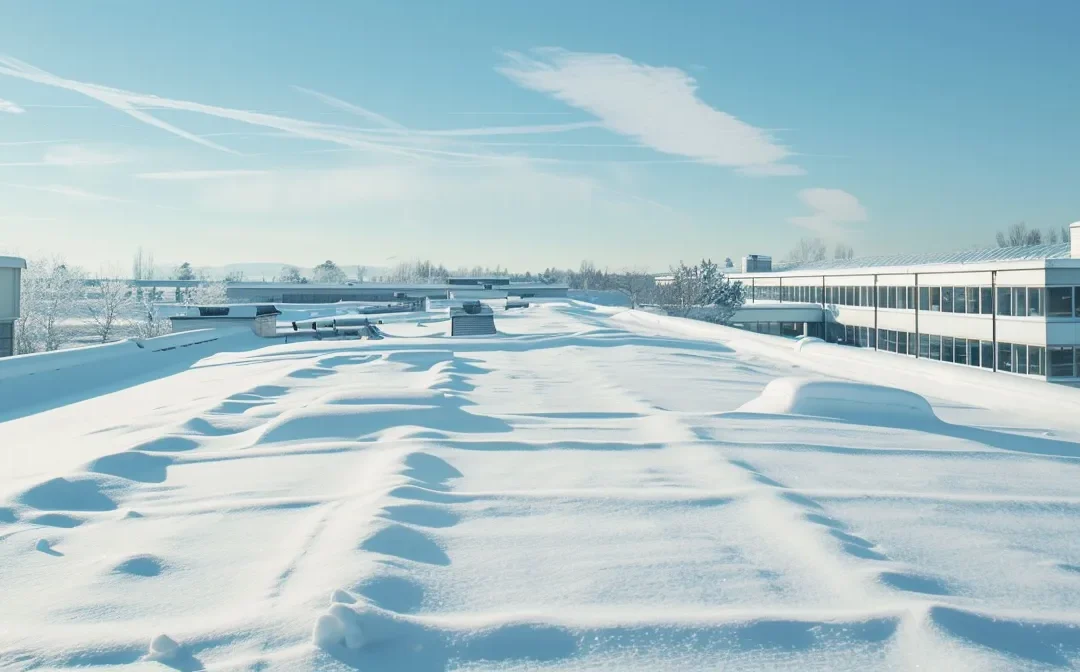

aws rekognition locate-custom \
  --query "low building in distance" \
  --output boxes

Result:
[728,222,1080,383]
[0,256,26,357]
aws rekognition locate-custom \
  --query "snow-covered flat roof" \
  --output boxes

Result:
[0,255,27,269]
[3,302,1080,669]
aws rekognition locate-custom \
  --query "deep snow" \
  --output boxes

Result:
[2,300,1080,671]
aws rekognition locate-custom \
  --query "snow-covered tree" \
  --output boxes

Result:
[656,259,744,324]
[16,258,86,353]
[312,260,347,284]
[186,281,228,305]
[132,294,170,339]
[276,265,304,283]
[834,243,855,260]
[85,273,133,343]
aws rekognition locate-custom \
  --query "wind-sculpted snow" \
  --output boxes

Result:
[2,302,1080,670]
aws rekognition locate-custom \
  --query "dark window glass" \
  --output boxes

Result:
[967,288,979,314]
[909,332,917,355]
[954,287,966,314]
[968,340,980,367]
[887,286,897,309]
[1027,288,1042,316]
[942,287,954,313]
[998,342,1012,373]
[868,328,876,348]
[909,287,917,309]
[1049,346,1074,377]
[1014,287,1027,316]
[1014,344,1028,374]
[845,325,855,343]
[996,287,1012,316]
[929,335,941,360]
[931,287,941,311]
[981,341,994,369]
[898,286,907,310]
[897,331,908,355]
[919,287,930,310]
[942,336,954,363]
[919,333,930,358]
[1029,346,1043,375]
[980,287,993,314]
[847,286,854,306]
[955,338,967,365]
[878,286,887,307]
[1047,287,1072,317]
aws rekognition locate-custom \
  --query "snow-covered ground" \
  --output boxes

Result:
[3,300,1080,671]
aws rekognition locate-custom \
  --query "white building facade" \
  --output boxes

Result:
[0,256,26,358]
[729,225,1080,384]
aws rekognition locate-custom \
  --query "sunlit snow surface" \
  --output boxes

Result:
[3,301,1080,671]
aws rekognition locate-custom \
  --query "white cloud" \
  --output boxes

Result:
[0,182,130,203]
[0,97,23,113]
[498,48,800,175]
[41,144,127,166]
[137,170,269,181]
[788,188,867,234]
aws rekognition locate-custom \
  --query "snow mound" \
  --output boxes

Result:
[147,634,180,660]
[737,378,938,426]
[312,597,405,651]
[793,336,823,352]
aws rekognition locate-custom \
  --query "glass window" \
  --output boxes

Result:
[919,333,930,358]
[1025,288,1041,316]
[942,287,954,313]
[877,286,886,308]
[909,287,917,310]
[868,328,876,349]
[968,340,980,367]
[930,287,941,311]
[897,331,908,355]
[885,286,895,309]
[909,332,917,356]
[847,286,855,306]
[980,287,993,314]
[996,287,1012,316]
[919,287,930,311]
[1029,346,1044,375]
[897,287,907,310]
[929,335,941,360]
[955,338,967,365]
[998,342,1012,373]
[980,341,994,369]
[1014,344,1028,374]
[845,325,855,343]
[890,330,899,352]
[1047,287,1072,317]
[967,288,979,314]
[942,336,954,363]
[953,287,966,314]
[1049,346,1075,377]
[1014,287,1027,316]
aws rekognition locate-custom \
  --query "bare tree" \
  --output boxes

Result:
[612,272,656,308]
[85,271,133,343]
[996,222,1043,247]
[788,238,828,264]
[1063,225,1073,244]
[833,243,855,260]
[355,265,366,282]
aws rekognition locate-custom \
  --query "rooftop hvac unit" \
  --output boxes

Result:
[742,254,773,273]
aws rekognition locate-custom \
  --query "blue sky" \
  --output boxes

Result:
[1,0,1078,272]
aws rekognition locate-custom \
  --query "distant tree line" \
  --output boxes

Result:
[995,222,1071,248]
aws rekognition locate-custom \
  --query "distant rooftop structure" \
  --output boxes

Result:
[775,243,1072,273]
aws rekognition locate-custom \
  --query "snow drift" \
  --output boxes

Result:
[737,377,938,426]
